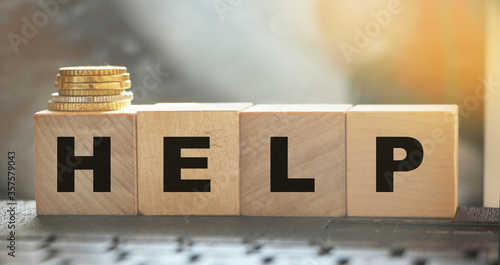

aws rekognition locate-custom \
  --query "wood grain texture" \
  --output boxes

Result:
[346,105,458,217]
[34,108,137,215]
[240,104,352,216]
[137,103,252,215]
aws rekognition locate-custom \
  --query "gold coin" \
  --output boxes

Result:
[57,73,130,83]
[51,92,134,103]
[59,66,127,76]
[48,101,131,111]
[57,89,127,96]
[55,80,131,90]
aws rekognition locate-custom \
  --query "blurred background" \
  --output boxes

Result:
[0,0,494,206]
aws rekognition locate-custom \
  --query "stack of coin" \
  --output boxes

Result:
[48,66,133,111]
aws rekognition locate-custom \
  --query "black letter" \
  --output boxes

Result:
[376,137,424,192]
[270,137,315,192]
[164,137,210,192]
[57,137,111,192]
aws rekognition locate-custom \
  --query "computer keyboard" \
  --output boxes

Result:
[3,232,497,265]
[0,201,498,265]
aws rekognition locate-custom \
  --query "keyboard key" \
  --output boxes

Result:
[272,256,334,265]
[60,251,119,265]
[0,248,51,264]
[146,253,192,265]
[16,233,53,252]
[118,235,180,255]
[51,234,115,254]
[196,255,262,265]
[255,239,320,258]
[188,237,248,256]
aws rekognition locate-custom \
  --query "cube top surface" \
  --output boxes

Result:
[348,104,458,112]
[148,102,253,111]
[242,104,353,112]
[35,107,137,116]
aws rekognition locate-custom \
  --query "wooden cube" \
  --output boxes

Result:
[240,104,352,216]
[346,105,458,217]
[137,103,252,215]
[34,108,137,215]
